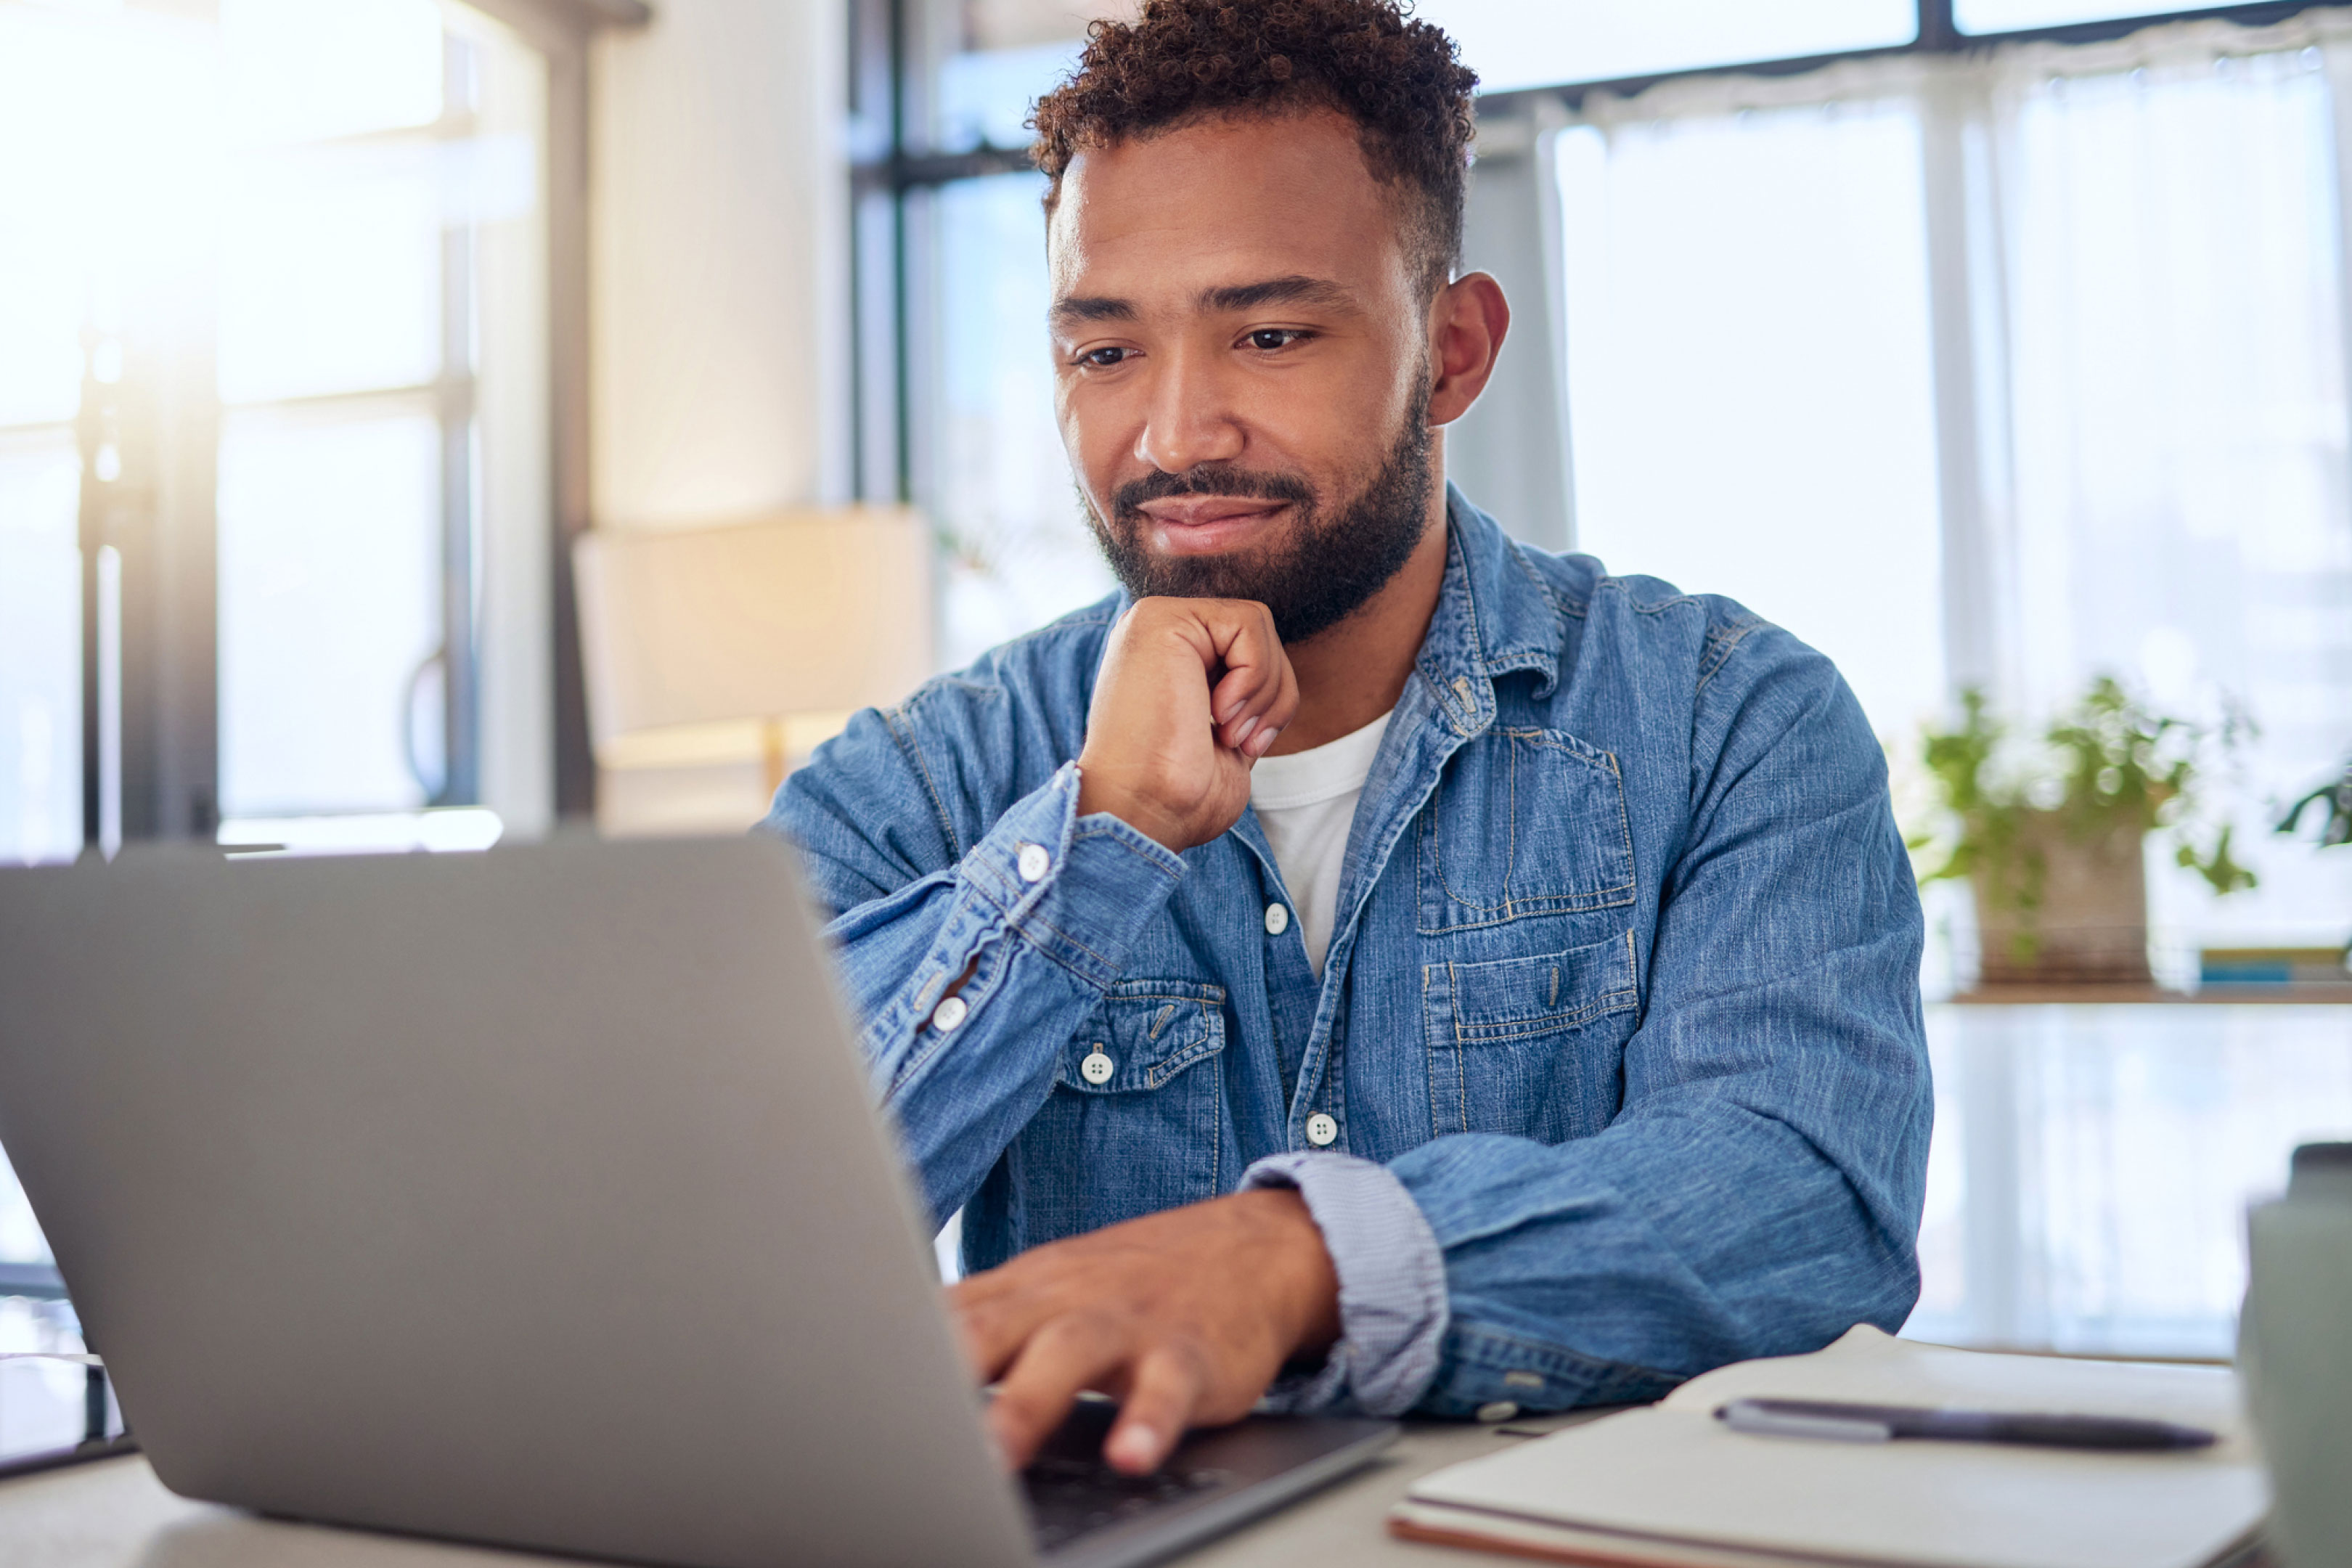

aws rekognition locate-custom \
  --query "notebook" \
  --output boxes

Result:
[1392,1327,2266,1568]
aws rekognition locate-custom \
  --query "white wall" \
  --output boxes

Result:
[589,0,848,532]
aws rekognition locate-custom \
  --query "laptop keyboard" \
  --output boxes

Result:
[1021,1454,1233,1550]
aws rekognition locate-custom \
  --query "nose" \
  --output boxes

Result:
[1134,342,1245,474]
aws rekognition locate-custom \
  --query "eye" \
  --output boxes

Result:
[1246,328,1307,352]
[1077,346,1130,369]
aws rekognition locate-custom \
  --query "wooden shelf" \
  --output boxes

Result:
[1949,984,2352,1005]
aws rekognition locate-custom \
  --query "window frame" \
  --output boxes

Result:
[29,0,649,855]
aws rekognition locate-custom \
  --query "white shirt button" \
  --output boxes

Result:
[1264,902,1290,936]
[1304,1112,1338,1147]
[930,995,968,1032]
[1079,1050,1115,1086]
[1475,1401,1520,1424]
[1016,843,1050,883]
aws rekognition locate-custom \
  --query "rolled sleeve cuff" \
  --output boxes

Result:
[1239,1151,1449,1418]
[962,762,1186,989]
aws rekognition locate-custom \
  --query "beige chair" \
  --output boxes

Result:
[573,506,934,837]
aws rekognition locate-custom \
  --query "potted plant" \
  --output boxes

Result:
[1911,677,2255,988]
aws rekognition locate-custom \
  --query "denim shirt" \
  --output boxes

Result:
[767,488,1932,1418]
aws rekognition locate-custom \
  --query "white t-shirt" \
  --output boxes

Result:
[1248,710,1392,977]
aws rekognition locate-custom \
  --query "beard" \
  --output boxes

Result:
[1082,381,1437,645]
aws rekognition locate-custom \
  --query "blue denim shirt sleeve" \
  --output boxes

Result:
[1384,628,1930,1417]
[1238,1152,1448,1418]
[779,711,1187,1226]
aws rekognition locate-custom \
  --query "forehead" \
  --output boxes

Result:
[1045,108,1412,314]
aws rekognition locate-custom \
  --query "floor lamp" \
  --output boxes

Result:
[573,506,934,836]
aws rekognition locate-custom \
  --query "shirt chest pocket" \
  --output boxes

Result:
[1005,980,1229,1246]
[1423,934,1638,1143]
[1417,726,1635,933]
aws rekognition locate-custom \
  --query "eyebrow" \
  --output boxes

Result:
[1048,274,1359,329]
[1050,295,1138,325]
[1197,274,1357,314]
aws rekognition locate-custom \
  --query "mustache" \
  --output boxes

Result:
[1110,464,1316,519]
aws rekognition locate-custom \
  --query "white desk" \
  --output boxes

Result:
[0,1412,1604,1568]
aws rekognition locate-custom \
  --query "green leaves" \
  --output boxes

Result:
[1912,677,2256,915]
[2277,763,2352,849]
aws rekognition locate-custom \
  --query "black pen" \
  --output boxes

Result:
[1715,1397,2217,1451]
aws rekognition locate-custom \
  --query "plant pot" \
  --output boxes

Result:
[1970,810,2151,987]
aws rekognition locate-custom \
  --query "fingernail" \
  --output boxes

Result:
[1110,1424,1161,1473]
[1233,716,1259,746]
[1249,727,1279,756]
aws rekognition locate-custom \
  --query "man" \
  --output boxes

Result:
[768,0,1930,1479]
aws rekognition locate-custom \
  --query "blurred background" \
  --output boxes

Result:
[1,0,2348,1378]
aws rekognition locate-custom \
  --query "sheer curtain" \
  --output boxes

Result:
[1551,13,2352,965]
[1554,66,1948,746]
[1975,19,2352,951]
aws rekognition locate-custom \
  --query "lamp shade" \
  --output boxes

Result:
[573,506,934,771]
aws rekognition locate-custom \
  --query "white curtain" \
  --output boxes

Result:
[1979,20,2352,947]
[1551,12,2352,955]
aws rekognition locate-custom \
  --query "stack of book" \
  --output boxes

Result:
[2198,946,2352,996]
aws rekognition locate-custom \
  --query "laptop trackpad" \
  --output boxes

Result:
[1021,1399,1397,1567]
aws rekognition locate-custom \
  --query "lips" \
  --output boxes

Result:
[1134,497,1285,528]
[1133,497,1291,555]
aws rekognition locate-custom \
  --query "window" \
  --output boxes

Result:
[1992,41,2352,950]
[1956,0,2223,30]
[214,1,550,821]
[1495,15,2352,974]
[1553,99,1947,740]
[856,0,1119,671]
[923,173,1116,669]
[0,0,553,864]
[1418,0,1918,94]
[0,0,612,1346]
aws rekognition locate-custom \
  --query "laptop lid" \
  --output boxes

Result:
[0,837,1036,1568]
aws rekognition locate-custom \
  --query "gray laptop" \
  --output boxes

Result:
[0,837,1395,1568]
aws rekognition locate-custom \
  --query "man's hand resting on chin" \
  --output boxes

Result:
[1077,597,1298,851]
[948,1189,1342,1475]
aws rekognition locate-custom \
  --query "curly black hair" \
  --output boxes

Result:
[1029,0,1479,293]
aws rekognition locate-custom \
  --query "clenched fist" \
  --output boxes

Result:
[1077,597,1298,851]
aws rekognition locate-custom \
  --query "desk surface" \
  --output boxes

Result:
[0,1412,1604,1568]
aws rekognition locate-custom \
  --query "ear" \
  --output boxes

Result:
[1425,271,1511,428]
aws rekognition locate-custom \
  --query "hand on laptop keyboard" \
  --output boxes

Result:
[952,1190,1342,1476]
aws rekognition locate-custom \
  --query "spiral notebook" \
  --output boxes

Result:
[1392,1327,2266,1568]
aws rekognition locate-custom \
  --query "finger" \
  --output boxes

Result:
[1204,602,1283,705]
[987,1312,1135,1471]
[949,1282,1051,1386]
[1230,635,1301,757]
[1219,704,1273,753]
[1206,607,1292,746]
[1104,1344,1207,1475]
[944,1285,998,1379]
[1208,660,1271,737]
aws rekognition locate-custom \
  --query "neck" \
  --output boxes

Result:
[1264,484,1450,755]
